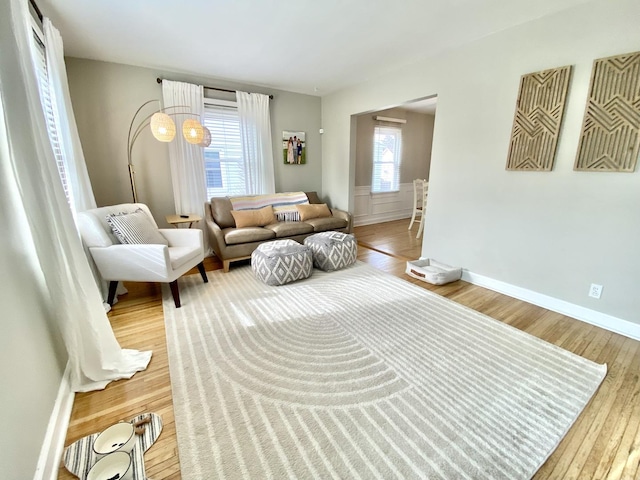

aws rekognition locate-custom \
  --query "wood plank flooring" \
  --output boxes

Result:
[59,219,640,479]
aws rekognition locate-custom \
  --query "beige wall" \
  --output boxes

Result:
[65,58,322,226]
[355,107,434,187]
[322,0,640,324]
[0,236,66,480]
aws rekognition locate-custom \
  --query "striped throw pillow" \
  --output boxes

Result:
[106,209,168,246]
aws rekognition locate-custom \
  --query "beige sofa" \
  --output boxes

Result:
[205,192,352,272]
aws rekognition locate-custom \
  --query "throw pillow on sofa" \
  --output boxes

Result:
[296,203,331,221]
[231,205,276,228]
[106,208,169,245]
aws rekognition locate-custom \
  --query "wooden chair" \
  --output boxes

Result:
[416,181,429,238]
[408,179,428,237]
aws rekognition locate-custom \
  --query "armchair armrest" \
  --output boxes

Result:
[90,244,173,282]
[331,208,353,233]
[159,228,203,248]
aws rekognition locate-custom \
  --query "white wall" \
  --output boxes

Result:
[65,59,322,226]
[322,0,640,323]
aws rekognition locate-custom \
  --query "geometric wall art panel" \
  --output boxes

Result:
[574,51,640,172]
[506,65,572,171]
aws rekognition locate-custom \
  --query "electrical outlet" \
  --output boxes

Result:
[589,284,603,299]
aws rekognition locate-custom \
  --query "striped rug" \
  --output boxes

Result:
[163,262,606,479]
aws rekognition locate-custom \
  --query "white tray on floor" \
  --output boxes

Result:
[405,259,462,285]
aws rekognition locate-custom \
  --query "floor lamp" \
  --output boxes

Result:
[127,100,211,203]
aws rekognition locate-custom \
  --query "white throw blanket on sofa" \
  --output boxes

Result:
[229,192,310,222]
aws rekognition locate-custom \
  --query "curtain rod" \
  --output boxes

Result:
[29,0,43,22]
[156,78,273,100]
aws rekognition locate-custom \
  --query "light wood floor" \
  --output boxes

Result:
[60,219,640,479]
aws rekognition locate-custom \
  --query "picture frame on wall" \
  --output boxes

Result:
[283,131,306,165]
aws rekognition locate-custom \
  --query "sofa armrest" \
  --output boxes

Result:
[204,202,227,258]
[331,208,353,233]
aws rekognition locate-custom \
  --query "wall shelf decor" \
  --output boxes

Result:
[506,65,572,171]
[574,51,640,172]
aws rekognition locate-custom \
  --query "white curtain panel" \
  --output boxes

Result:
[42,17,118,310]
[236,91,275,195]
[2,0,151,392]
[161,80,209,252]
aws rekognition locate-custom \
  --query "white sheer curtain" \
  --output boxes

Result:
[41,17,120,310]
[43,19,96,215]
[2,0,151,392]
[162,80,209,252]
[236,91,275,194]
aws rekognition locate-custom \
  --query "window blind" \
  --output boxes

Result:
[32,30,72,204]
[371,125,402,193]
[203,104,246,197]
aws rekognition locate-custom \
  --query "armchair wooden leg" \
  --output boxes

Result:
[197,261,208,283]
[169,280,181,308]
[107,281,118,306]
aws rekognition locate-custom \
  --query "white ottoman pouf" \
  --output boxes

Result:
[251,239,313,286]
[304,231,357,272]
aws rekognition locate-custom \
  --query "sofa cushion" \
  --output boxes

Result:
[264,221,314,238]
[210,197,236,228]
[296,203,331,221]
[305,216,349,232]
[231,206,275,228]
[223,227,276,245]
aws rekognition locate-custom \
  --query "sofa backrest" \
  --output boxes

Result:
[305,191,321,204]
[208,192,323,228]
[209,197,236,228]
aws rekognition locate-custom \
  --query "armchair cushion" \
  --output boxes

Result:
[106,208,169,246]
[169,246,204,270]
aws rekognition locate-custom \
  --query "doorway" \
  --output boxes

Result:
[351,96,437,232]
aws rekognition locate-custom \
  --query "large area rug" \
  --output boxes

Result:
[163,262,606,479]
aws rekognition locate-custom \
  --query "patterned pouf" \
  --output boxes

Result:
[251,239,313,286]
[304,231,357,272]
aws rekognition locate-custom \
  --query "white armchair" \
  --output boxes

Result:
[78,203,207,308]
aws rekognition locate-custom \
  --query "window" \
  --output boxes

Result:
[203,100,246,197]
[31,26,73,206]
[371,125,402,193]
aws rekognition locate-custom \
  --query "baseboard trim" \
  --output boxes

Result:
[33,362,75,480]
[354,212,412,227]
[461,269,640,342]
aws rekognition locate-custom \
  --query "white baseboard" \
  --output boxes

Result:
[460,269,640,342]
[354,212,412,227]
[33,362,75,480]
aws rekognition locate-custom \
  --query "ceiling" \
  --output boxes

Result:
[40,0,591,96]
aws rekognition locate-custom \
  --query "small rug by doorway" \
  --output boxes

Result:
[163,262,606,479]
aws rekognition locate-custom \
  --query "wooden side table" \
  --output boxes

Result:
[165,214,202,228]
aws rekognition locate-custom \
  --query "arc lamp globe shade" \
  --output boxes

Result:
[183,119,204,144]
[150,112,176,142]
[199,126,212,147]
